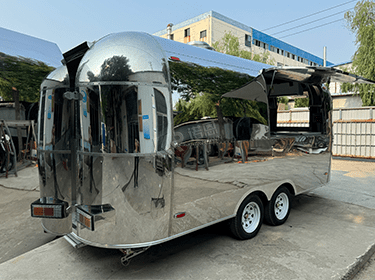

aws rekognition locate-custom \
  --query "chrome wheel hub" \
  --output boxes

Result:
[274,192,289,220]
[241,202,260,233]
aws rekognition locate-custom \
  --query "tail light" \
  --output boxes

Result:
[31,197,68,219]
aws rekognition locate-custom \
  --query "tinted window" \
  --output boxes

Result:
[154,88,168,151]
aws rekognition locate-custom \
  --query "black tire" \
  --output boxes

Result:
[264,186,291,226]
[229,194,263,240]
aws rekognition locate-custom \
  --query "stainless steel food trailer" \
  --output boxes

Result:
[31,31,374,264]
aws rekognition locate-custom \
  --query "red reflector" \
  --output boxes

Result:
[44,207,54,216]
[170,56,180,61]
[174,212,186,218]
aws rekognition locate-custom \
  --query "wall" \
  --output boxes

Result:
[277,107,375,159]
[156,14,314,67]
[159,17,211,44]
[211,17,308,67]
[154,11,330,68]
[332,95,363,108]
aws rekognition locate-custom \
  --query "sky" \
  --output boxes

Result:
[0,0,358,65]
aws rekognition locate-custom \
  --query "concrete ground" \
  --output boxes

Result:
[0,163,40,191]
[354,254,375,280]
[0,164,56,265]
[328,159,375,280]
[0,159,374,279]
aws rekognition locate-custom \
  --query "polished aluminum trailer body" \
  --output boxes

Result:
[33,32,373,250]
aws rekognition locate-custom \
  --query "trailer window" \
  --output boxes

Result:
[88,86,100,146]
[39,88,46,142]
[99,85,139,153]
[125,88,139,153]
[52,88,68,144]
[154,88,168,151]
[270,84,328,134]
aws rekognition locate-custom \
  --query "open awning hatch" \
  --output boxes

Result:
[222,66,375,102]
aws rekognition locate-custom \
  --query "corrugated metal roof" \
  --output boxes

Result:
[0,27,63,67]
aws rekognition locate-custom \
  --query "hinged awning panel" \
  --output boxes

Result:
[222,75,268,103]
[222,66,375,102]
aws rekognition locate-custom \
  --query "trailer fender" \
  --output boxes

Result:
[232,180,297,216]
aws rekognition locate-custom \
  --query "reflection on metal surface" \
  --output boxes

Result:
[222,75,268,103]
[77,32,169,84]
[33,31,366,250]
[174,119,233,144]
[38,66,73,235]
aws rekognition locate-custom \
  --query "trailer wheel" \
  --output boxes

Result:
[265,186,291,226]
[230,194,263,240]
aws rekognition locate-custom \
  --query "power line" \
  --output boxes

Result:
[262,0,357,32]
[279,18,344,39]
[271,8,352,36]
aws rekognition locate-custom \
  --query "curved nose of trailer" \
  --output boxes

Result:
[71,32,172,247]
[33,32,174,246]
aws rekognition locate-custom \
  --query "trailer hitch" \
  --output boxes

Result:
[119,247,150,266]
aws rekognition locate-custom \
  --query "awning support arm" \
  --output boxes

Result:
[268,70,277,96]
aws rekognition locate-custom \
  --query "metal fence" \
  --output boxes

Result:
[277,109,309,127]
[277,107,375,159]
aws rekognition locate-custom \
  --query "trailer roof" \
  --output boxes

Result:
[0,27,63,67]
[153,35,271,78]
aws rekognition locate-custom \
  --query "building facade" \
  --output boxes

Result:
[154,11,333,67]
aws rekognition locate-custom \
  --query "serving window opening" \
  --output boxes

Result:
[268,82,329,135]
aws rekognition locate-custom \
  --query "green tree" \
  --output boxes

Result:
[294,97,309,108]
[212,31,275,65]
[172,32,273,126]
[0,52,54,102]
[212,31,241,57]
[174,94,217,125]
[170,60,268,126]
[170,59,252,102]
[342,0,375,106]
[278,96,289,110]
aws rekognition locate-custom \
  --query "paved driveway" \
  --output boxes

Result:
[0,159,374,280]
